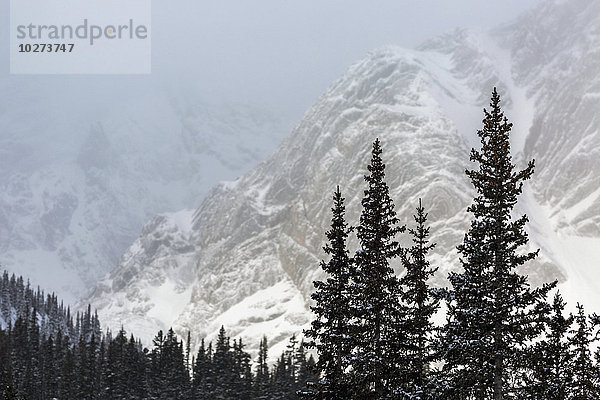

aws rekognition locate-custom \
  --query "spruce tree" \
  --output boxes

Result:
[271,342,302,400]
[104,327,129,399]
[193,338,215,398]
[295,339,318,398]
[213,325,234,399]
[40,334,57,399]
[523,291,573,400]
[231,338,253,399]
[254,336,271,399]
[569,303,599,399]
[125,334,148,399]
[440,88,554,400]
[304,187,353,400]
[348,138,405,399]
[397,199,439,399]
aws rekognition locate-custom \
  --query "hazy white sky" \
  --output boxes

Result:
[1,1,541,124]
[150,0,541,120]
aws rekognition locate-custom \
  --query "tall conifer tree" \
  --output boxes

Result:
[440,88,554,400]
[349,138,405,399]
[398,199,439,399]
[569,304,599,399]
[304,187,353,400]
[254,336,271,399]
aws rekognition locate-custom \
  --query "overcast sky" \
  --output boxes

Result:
[1,1,541,126]
[150,0,541,121]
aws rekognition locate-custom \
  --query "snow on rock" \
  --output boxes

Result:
[0,80,285,303]
[87,0,600,357]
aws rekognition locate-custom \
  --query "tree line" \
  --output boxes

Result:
[2,89,600,399]
[0,301,317,399]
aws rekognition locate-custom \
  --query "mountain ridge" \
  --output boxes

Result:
[86,0,600,357]
[0,80,286,303]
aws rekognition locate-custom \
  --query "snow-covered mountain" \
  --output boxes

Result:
[0,77,285,303]
[86,0,600,356]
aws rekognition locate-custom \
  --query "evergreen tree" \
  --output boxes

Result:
[254,336,271,399]
[294,340,315,397]
[522,291,573,400]
[232,338,253,398]
[60,345,77,400]
[149,329,167,398]
[10,315,29,395]
[193,338,216,398]
[125,334,148,399]
[96,337,107,399]
[185,331,192,379]
[348,138,405,399]
[397,199,439,399]
[40,334,58,399]
[104,327,129,399]
[272,351,295,400]
[569,303,599,399]
[161,328,189,399]
[440,88,555,399]
[213,326,234,399]
[304,187,353,400]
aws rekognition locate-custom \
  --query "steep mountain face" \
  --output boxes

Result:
[86,0,600,356]
[0,79,285,303]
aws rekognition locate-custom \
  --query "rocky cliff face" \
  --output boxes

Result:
[0,79,285,302]
[86,0,600,356]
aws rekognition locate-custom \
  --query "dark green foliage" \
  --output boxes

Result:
[397,199,439,399]
[569,304,599,399]
[193,338,215,397]
[104,327,131,399]
[348,138,406,399]
[523,291,573,400]
[304,187,353,400]
[255,336,271,399]
[440,88,555,399]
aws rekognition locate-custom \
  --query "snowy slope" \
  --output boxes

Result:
[0,78,286,303]
[86,0,600,356]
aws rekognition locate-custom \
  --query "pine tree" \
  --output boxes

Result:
[294,340,314,397]
[254,336,271,399]
[10,315,28,395]
[55,330,75,399]
[60,345,77,400]
[23,308,40,399]
[161,328,189,399]
[185,330,192,394]
[125,334,148,399]
[213,326,234,399]
[522,291,573,399]
[104,327,129,399]
[348,138,405,399]
[272,350,295,400]
[397,199,439,399]
[569,303,599,399]
[149,329,166,398]
[231,338,253,399]
[440,88,555,400]
[304,187,353,400]
[193,338,215,398]
[40,334,58,399]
